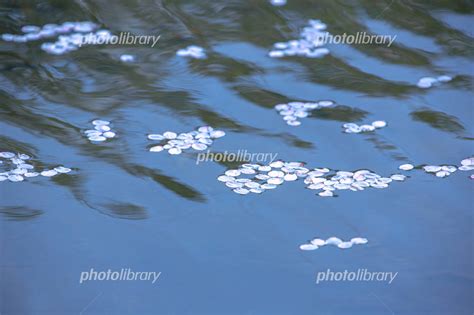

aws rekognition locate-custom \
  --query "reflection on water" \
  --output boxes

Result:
[411,109,466,135]
[0,0,473,314]
[0,206,43,220]
[97,201,148,220]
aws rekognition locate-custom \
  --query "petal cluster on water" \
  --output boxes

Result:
[0,21,105,55]
[343,121,387,133]
[399,157,474,178]
[176,46,207,59]
[218,161,308,195]
[460,157,474,169]
[300,236,368,251]
[461,157,474,179]
[416,75,452,88]
[398,163,414,171]
[84,120,116,142]
[304,168,404,197]
[219,156,473,197]
[275,100,335,126]
[422,165,457,178]
[41,30,108,55]
[0,152,72,183]
[148,126,225,155]
[269,20,330,58]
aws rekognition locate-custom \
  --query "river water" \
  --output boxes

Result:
[1,1,473,314]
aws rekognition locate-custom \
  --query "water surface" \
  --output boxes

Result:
[1,1,473,314]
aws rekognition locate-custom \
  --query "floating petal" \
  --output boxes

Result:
[54,166,71,173]
[424,165,441,173]
[0,152,15,158]
[399,164,414,171]
[149,145,164,152]
[168,147,182,155]
[300,244,318,251]
[225,170,241,177]
[233,188,249,195]
[325,237,342,246]
[311,238,325,246]
[163,131,177,139]
[8,175,24,182]
[41,170,58,177]
[337,242,353,249]
[350,237,368,245]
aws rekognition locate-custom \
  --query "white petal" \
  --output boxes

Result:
[41,170,58,177]
[399,164,414,171]
[325,237,342,246]
[299,244,318,251]
[350,237,368,245]
[149,145,164,152]
[337,242,353,249]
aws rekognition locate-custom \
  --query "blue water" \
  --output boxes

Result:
[1,1,473,314]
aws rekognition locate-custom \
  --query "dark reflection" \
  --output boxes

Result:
[0,0,472,209]
[99,202,148,220]
[233,85,368,122]
[361,0,474,56]
[161,0,442,96]
[307,1,433,66]
[0,206,43,220]
[217,160,248,170]
[188,54,262,82]
[312,105,368,122]
[0,136,37,157]
[50,172,79,186]
[365,135,409,161]
[0,96,207,203]
[301,56,416,96]
[69,159,206,212]
[233,85,295,108]
[123,164,205,202]
[0,94,81,144]
[411,109,465,134]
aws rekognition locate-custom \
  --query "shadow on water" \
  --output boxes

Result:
[96,201,148,220]
[411,109,466,135]
[0,0,473,216]
[0,206,43,220]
